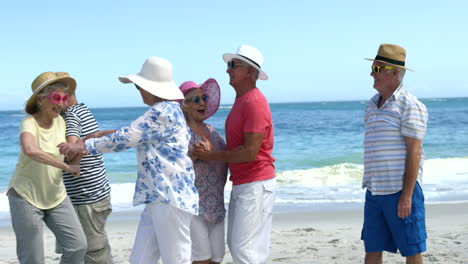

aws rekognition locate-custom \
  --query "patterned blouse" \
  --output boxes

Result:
[189,124,228,223]
[85,101,199,215]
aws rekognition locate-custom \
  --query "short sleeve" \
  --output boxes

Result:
[243,98,270,134]
[20,116,37,137]
[401,101,428,140]
[63,111,82,138]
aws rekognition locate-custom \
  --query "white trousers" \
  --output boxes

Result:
[190,215,225,262]
[130,203,192,264]
[227,178,276,264]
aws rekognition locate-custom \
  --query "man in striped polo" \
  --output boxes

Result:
[361,44,428,264]
[60,90,113,263]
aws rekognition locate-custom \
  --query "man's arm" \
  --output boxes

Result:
[398,136,423,218]
[194,132,264,163]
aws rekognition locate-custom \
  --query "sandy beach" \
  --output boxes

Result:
[1,202,467,264]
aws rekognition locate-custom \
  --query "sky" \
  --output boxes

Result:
[1,0,467,111]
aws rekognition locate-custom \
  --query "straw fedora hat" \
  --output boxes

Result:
[179,78,221,121]
[223,44,269,80]
[119,57,184,100]
[25,72,76,114]
[365,43,413,71]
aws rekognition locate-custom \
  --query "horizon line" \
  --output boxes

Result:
[1,96,466,112]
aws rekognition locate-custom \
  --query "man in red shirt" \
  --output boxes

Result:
[194,44,276,264]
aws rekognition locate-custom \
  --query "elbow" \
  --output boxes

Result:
[23,146,38,157]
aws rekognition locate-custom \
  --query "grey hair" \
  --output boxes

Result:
[397,68,406,82]
[37,82,69,97]
[247,65,259,81]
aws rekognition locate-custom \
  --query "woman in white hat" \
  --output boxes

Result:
[59,57,199,264]
[8,72,87,263]
[179,79,227,264]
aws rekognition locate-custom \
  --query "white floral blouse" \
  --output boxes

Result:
[84,101,199,215]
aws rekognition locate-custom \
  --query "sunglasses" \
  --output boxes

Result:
[372,65,394,74]
[185,94,209,104]
[43,92,68,105]
[227,60,247,69]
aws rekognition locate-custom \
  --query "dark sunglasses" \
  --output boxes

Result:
[185,94,209,104]
[227,60,247,69]
[372,65,394,74]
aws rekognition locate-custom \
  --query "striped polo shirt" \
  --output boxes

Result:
[62,103,111,204]
[363,85,428,195]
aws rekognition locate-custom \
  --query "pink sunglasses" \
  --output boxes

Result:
[43,92,68,105]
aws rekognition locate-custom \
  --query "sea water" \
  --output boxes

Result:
[0,98,467,224]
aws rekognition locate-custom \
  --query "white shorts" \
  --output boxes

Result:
[130,203,192,264]
[227,178,276,264]
[190,214,225,262]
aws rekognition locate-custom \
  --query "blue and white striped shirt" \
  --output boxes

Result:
[62,103,111,205]
[363,85,428,195]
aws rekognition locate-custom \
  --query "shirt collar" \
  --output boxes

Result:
[370,83,404,106]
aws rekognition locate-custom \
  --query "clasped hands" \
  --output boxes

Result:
[191,138,213,160]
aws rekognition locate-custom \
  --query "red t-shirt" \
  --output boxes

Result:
[226,88,275,185]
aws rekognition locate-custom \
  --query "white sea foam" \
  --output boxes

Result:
[0,157,466,224]
[275,157,468,187]
[218,105,232,110]
[276,163,363,186]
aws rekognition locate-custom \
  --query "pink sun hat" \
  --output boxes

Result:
[179,78,221,121]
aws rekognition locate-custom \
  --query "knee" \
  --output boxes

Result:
[67,237,88,255]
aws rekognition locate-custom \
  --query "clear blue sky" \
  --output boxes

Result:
[1,0,467,110]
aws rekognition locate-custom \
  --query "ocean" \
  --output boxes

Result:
[0,98,467,224]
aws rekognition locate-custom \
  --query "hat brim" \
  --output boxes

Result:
[119,74,184,100]
[223,53,269,80]
[199,78,220,120]
[365,58,414,72]
[25,76,77,114]
[179,78,221,121]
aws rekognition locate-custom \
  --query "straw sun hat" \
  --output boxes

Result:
[365,43,413,71]
[179,78,221,121]
[119,57,184,100]
[223,44,269,80]
[25,72,76,114]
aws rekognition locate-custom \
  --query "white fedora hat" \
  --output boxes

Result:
[119,57,184,100]
[222,44,268,80]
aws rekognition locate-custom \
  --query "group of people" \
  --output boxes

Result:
[7,43,428,264]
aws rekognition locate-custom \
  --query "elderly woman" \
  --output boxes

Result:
[8,72,87,264]
[180,79,228,264]
[59,57,199,264]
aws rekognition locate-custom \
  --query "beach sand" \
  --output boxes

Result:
[0,203,467,264]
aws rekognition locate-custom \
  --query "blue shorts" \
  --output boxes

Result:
[361,183,427,257]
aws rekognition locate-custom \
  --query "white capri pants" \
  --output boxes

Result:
[130,203,192,264]
[227,178,276,264]
[190,215,225,262]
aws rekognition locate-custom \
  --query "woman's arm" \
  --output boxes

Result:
[60,116,146,157]
[21,132,80,176]
[83,129,117,141]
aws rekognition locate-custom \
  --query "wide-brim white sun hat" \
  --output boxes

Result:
[119,57,184,100]
[223,44,268,80]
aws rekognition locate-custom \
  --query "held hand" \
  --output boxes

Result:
[57,142,86,157]
[196,137,213,152]
[66,164,80,177]
[192,141,212,160]
[397,194,412,218]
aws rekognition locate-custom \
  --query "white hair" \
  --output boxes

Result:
[397,68,406,82]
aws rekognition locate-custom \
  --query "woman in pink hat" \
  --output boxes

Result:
[179,79,228,264]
